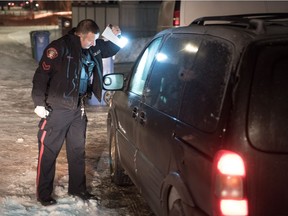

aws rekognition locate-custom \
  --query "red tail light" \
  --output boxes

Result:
[173,10,180,27]
[220,200,248,216]
[214,150,248,216]
[217,152,245,176]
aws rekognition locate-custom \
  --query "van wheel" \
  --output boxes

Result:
[168,187,185,216]
[169,199,185,216]
[109,124,132,186]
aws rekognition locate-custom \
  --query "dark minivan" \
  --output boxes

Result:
[103,14,288,216]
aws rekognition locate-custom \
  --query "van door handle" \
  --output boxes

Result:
[139,111,146,125]
[132,107,138,119]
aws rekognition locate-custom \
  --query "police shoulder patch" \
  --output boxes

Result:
[46,47,58,59]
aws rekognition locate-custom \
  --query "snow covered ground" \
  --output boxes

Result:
[0,26,153,216]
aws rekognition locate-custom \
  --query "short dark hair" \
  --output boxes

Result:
[75,19,100,35]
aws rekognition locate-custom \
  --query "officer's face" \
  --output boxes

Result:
[80,32,99,49]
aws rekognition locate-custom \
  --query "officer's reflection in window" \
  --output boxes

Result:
[179,52,216,131]
[178,53,197,82]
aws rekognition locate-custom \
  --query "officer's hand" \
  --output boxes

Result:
[111,25,121,37]
[34,106,49,118]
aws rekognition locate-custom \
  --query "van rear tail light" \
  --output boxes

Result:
[220,200,248,216]
[217,153,245,176]
[214,150,248,216]
[173,10,180,27]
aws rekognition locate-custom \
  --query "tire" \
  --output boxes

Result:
[169,199,185,216]
[168,187,185,216]
[108,123,132,186]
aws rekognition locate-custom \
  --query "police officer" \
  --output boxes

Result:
[31,19,121,206]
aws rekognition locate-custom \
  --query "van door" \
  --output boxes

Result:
[135,33,232,214]
[136,34,185,214]
[114,37,163,184]
[158,33,232,215]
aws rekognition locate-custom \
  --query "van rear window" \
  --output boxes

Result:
[248,41,288,152]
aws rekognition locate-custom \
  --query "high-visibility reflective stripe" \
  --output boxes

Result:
[41,119,47,130]
[36,120,47,198]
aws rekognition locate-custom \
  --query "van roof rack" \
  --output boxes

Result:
[190,13,288,33]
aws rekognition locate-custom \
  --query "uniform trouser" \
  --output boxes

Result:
[36,106,87,200]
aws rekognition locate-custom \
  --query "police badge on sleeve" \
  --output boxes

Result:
[46,47,58,59]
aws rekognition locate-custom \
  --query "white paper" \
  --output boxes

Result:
[102,26,122,48]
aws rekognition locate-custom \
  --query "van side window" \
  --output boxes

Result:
[144,35,201,117]
[145,34,232,130]
[179,36,232,132]
[129,37,162,95]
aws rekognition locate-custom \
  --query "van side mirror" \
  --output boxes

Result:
[103,73,124,91]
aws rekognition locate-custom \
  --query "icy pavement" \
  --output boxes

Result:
[0,26,153,216]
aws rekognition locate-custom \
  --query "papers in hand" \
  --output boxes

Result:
[102,26,123,48]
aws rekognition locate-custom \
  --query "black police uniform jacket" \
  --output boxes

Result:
[31,28,120,110]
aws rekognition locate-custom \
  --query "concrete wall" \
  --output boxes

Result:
[72,2,119,33]
[72,1,161,38]
[119,1,161,38]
